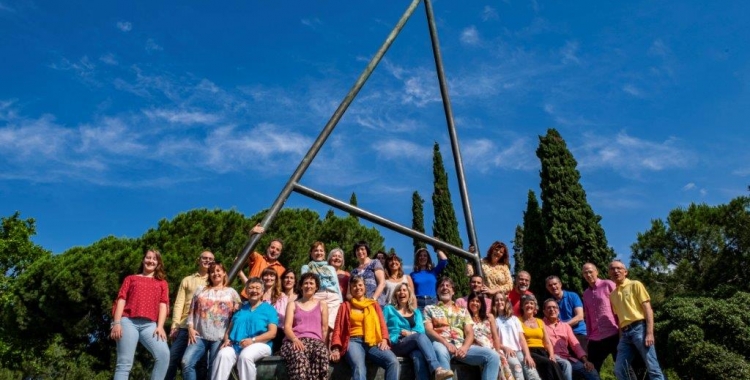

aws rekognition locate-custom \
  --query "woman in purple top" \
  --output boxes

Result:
[279,272,330,380]
[409,248,448,309]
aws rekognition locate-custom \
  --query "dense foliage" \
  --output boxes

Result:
[431,142,468,296]
[520,189,546,295]
[411,191,427,252]
[534,128,614,295]
[0,208,384,378]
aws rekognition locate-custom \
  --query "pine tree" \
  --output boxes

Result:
[411,191,426,252]
[536,129,615,294]
[512,225,524,274]
[521,189,546,295]
[349,192,359,220]
[431,142,468,295]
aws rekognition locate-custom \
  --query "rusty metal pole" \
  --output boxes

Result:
[423,0,482,276]
[227,0,423,282]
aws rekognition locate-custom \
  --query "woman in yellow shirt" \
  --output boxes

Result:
[519,295,564,380]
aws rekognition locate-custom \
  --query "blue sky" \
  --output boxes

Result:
[1,0,748,271]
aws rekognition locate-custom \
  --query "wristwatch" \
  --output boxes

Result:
[251,337,256,343]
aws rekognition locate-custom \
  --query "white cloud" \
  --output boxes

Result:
[99,53,118,65]
[543,103,593,127]
[699,188,707,196]
[682,182,695,191]
[301,18,322,28]
[560,41,581,65]
[588,187,646,210]
[481,6,498,21]
[116,21,132,32]
[460,26,480,46]
[49,56,97,83]
[648,39,669,57]
[145,39,163,52]
[143,109,221,125]
[372,139,431,161]
[577,131,695,176]
[622,84,643,97]
[462,137,537,172]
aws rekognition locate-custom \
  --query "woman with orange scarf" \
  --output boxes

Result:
[330,276,399,380]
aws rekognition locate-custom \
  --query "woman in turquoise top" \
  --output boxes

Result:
[213,278,278,380]
[301,241,343,329]
[382,283,453,380]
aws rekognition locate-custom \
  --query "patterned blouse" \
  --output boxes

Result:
[468,262,513,294]
[186,286,242,341]
[350,259,384,303]
[472,318,494,348]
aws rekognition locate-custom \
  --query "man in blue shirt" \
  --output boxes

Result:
[546,275,588,351]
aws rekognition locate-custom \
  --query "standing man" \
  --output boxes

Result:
[542,299,600,380]
[166,250,215,380]
[238,225,285,297]
[545,276,588,351]
[581,263,620,372]
[424,277,501,380]
[608,260,665,380]
[455,275,492,310]
[508,271,533,316]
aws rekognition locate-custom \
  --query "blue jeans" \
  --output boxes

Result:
[345,337,400,380]
[615,321,664,380]
[165,328,188,380]
[432,342,500,380]
[115,317,170,380]
[390,333,441,380]
[182,338,222,380]
[555,356,601,380]
[416,296,437,310]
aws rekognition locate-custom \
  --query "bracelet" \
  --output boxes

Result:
[110,321,121,328]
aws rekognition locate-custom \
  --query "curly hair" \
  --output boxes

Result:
[483,241,510,266]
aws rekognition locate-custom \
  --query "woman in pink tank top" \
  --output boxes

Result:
[279,272,330,380]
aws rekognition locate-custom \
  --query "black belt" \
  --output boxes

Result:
[621,320,644,332]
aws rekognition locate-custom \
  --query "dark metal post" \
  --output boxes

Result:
[293,183,481,270]
[423,0,481,269]
[227,0,423,282]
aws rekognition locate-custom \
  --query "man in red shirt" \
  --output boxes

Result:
[508,271,533,316]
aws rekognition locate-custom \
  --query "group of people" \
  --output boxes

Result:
[110,227,665,380]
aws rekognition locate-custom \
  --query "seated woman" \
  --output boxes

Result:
[519,295,564,380]
[330,276,399,380]
[328,247,350,299]
[110,249,170,380]
[280,272,330,380]
[280,269,298,302]
[182,262,242,380]
[465,292,515,380]
[260,267,288,353]
[302,241,343,329]
[467,241,514,297]
[213,277,278,380]
[493,292,542,380]
[382,283,453,380]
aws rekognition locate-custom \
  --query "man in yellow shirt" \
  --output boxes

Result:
[166,250,214,380]
[608,260,665,380]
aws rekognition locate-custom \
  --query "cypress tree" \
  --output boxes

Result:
[512,225,524,274]
[521,189,546,296]
[411,191,426,252]
[536,128,615,294]
[349,192,359,220]
[430,142,468,295]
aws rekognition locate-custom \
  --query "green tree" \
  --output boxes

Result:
[536,129,614,295]
[512,225,524,274]
[431,142,467,295]
[349,192,359,220]
[630,196,750,301]
[521,189,546,295]
[412,191,427,252]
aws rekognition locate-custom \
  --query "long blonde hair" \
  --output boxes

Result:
[390,283,416,313]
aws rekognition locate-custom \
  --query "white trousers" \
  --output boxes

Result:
[212,343,271,380]
[313,291,342,329]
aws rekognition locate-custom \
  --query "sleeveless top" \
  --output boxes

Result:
[381,275,408,306]
[521,318,545,348]
[290,301,323,341]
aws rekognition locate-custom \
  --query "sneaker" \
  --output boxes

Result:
[434,367,454,380]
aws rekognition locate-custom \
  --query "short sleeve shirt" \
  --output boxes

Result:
[423,302,473,346]
[609,279,650,328]
[229,302,279,352]
[117,275,169,322]
[351,260,384,302]
[557,290,587,336]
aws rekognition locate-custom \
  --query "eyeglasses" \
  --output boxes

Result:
[544,305,559,310]
[200,257,215,262]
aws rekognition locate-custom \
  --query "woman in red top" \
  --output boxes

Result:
[110,249,171,380]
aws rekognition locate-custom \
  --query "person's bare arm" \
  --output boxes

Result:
[110,299,126,340]
[567,306,584,327]
[372,268,386,301]
[642,300,655,347]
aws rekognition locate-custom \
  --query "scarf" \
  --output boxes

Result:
[350,297,382,345]
[307,260,335,282]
